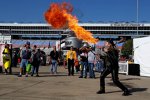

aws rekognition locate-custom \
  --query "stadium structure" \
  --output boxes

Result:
[0,22,150,48]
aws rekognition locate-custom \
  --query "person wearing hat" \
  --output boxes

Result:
[18,42,31,77]
[97,40,131,96]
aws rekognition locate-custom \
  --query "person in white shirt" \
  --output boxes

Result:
[79,46,88,78]
[87,47,96,78]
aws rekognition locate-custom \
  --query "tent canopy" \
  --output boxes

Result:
[134,36,150,77]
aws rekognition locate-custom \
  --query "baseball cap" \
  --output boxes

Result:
[26,41,30,45]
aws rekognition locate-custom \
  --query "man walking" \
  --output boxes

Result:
[18,42,31,77]
[50,46,59,74]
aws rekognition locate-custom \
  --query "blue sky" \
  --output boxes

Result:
[0,0,149,23]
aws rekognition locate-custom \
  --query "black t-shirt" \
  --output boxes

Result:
[80,52,88,62]
[22,49,31,59]
[106,49,119,69]
[50,50,59,60]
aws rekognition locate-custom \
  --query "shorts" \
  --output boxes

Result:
[20,59,28,68]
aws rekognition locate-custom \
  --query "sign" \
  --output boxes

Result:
[0,44,5,66]
[111,23,144,27]
[0,35,11,44]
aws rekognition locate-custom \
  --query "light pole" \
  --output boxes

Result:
[136,0,139,36]
[9,28,12,74]
[59,31,62,61]
[59,32,62,51]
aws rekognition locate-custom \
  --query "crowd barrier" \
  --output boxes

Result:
[119,61,140,76]
[119,61,129,75]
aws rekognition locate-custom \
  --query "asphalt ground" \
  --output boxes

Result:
[0,66,150,100]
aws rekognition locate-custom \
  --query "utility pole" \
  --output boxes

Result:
[137,0,139,36]
[9,28,12,74]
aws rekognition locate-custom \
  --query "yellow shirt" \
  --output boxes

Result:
[66,50,76,60]
[3,48,11,60]
[3,48,11,69]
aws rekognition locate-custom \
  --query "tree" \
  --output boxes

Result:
[121,39,133,59]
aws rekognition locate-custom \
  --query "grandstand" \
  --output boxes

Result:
[12,40,56,48]
[0,22,150,48]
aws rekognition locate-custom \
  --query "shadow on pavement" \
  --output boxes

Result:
[98,88,147,94]
[120,78,141,81]
[131,88,148,93]
[38,74,68,77]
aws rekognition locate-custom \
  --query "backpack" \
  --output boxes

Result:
[32,51,41,63]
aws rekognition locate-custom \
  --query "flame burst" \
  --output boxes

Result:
[44,2,98,44]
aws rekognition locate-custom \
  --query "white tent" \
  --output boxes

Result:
[133,36,150,77]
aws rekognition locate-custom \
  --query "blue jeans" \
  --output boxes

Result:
[96,60,104,72]
[31,64,40,75]
[80,61,88,77]
[88,63,95,78]
[50,60,57,73]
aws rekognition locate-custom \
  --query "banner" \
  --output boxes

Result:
[0,35,11,66]
[0,44,5,66]
[0,35,11,44]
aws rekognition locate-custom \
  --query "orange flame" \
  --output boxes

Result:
[44,2,98,44]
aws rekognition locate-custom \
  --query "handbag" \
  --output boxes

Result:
[26,63,32,73]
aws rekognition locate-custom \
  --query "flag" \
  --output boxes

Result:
[48,41,51,48]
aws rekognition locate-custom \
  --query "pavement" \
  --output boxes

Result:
[0,66,150,100]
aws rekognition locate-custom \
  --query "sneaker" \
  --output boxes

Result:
[89,77,96,79]
[25,75,28,77]
[36,74,39,77]
[79,76,83,78]
[5,73,8,75]
[84,76,87,78]
[97,90,105,94]
[18,74,22,77]
[31,74,33,77]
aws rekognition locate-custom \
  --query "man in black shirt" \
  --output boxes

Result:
[50,46,59,74]
[97,40,131,96]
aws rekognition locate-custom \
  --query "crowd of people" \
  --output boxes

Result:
[0,40,131,96]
